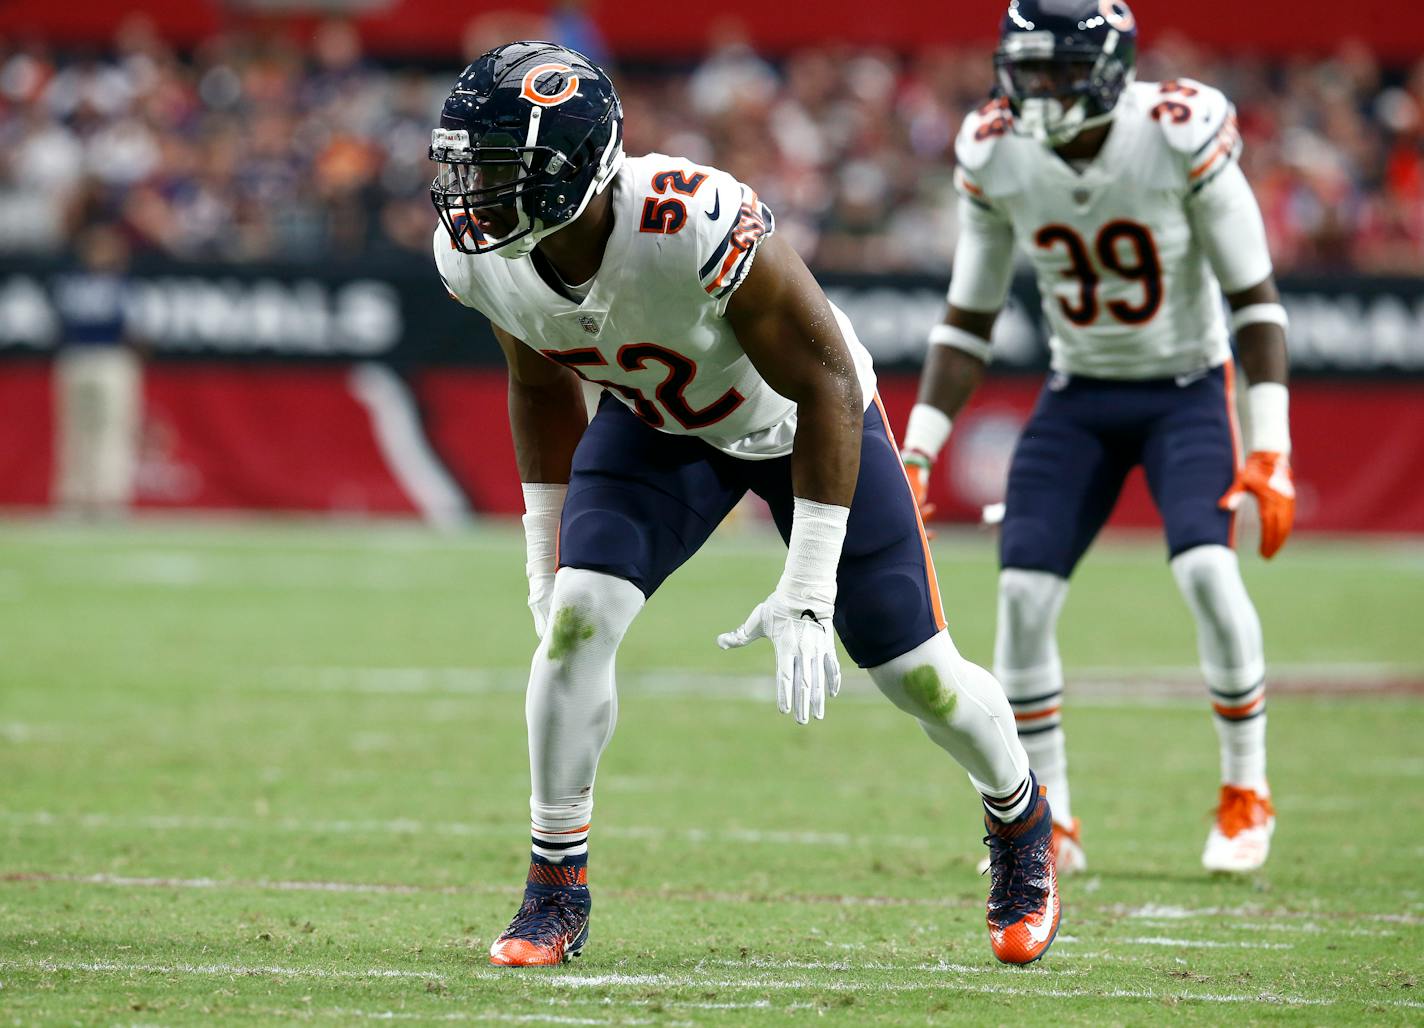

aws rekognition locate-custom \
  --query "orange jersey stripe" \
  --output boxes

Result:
[1189,117,1239,181]
[872,394,948,633]
[1014,705,1062,722]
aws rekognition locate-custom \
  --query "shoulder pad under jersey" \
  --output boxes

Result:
[624,153,776,310]
[1139,78,1241,190]
[954,97,1015,204]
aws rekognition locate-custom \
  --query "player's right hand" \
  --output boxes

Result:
[716,595,841,724]
[901,451,937,525]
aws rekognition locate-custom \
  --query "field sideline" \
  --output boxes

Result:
[1,519,1421,1024]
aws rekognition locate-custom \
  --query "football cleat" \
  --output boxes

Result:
[977,817,1085,876]
[983,785,1061,965]
[488,859,591,966]
[1202,785,1275,873]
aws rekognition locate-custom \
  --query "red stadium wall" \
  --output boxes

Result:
[2,364,1422,535]
[4,0,1422,62]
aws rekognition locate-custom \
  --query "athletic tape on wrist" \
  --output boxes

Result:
[521,482,568,516]
[928,323,993,363]
[778,497,850,613]
[1246,382,1291,455]
[903,403,952,462]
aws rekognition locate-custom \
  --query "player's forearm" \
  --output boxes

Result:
[789,374,863,507]
[1228,279,1288,387]
[1227,280,1291,454]
[903,308,994,463]
[916,344,989,422]
[507,376,588,484]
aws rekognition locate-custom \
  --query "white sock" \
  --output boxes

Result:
[526,568,645,863]
[867,629,1030,803]
[1170,546,1268,792]
[994,569,1074,825]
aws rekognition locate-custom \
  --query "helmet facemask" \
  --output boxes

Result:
[430,107,624,259]
[994,30,1134,147]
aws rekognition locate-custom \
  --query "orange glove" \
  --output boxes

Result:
[1219,451,1294,559]
[902,453,937,533]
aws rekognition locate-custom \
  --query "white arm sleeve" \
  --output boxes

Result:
[1188,161,1274,294]
[946,195,1017,312]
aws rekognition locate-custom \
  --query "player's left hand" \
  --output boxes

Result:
[716,595,841,724]
[1219,451,1295,559]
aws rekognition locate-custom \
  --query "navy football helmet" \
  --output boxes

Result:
[993,0,1137,146]
[430,41,624,258]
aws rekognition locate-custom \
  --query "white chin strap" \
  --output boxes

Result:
[492,108,627,261]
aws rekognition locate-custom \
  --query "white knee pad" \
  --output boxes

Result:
[538,567,645,665]
[527,569,645,820]
[1170,545,1264,692]
[993,569,1070,698]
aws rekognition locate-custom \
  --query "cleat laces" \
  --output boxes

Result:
[1214,786,1270,838]
[501,891,588,947]
[983,833,1050,921]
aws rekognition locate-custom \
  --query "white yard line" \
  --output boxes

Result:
[1116,936,1293,951]
[11,958,438,981]
[0,810,941,851]
[467,968,1424,1010]
[7,871,1421,932]
[262,663,1424,702]
[8,958,1423,1012]
[286,1010,665,1027]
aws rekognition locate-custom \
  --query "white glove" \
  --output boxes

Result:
[717,596,841,723]
[716,498,849,725]
[521,483,566,639]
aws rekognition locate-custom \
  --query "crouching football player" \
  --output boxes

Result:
[901,1,1292,874]
[431,42,1060,965]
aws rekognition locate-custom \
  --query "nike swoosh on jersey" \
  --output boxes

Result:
[1025,877,1059,945]
[705,191,721,220]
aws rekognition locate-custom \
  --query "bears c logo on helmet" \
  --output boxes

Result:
[1097,0,1135,32]
[520,63,581,107]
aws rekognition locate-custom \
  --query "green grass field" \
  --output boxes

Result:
[2,519,1422,1025]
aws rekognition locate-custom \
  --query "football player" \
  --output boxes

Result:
[901,0,1292,875]
[431,42,1059,966]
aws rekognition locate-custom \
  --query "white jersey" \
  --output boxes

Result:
[950,79,1273,380]
[435,152,876,459]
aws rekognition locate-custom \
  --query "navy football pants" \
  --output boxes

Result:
[558,395,946,668]
[1000,363,1240,578]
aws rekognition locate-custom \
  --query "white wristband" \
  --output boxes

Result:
[902,403,952,462]
[777,497,850,616]
[1231,303,1289,333]
[521,483,567,578]
[1246,383,1291,455]
[928,323,993,363]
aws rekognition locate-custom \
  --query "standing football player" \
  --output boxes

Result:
[430,42,1060,966]
[901,0,1292,874]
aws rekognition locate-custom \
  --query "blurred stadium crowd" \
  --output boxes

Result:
[1,15,1421,274]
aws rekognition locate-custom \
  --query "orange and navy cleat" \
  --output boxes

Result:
[1202,785,1275,873]
[983,782,1061,965]
[488,856,591,966]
